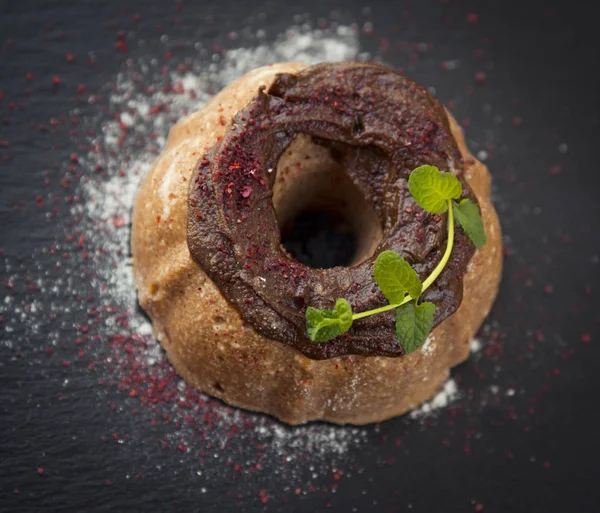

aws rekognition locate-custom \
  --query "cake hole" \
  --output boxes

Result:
[280,209,356,268]
[273,134,383,269]
[213,381,224,392]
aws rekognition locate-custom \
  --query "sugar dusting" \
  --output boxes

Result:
[410,379,460,419]
[74,23,367,473]
[409,339,484,419]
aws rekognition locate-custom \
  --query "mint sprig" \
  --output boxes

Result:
[374,250,422,303]
[306,299,353,342]
[395,301,435,354]
[408,165,462,214]
[453,199,487,249]
[305,165,486,354]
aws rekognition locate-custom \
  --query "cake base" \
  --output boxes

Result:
[131,63,502,425]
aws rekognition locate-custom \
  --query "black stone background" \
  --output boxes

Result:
[1,0,599,511]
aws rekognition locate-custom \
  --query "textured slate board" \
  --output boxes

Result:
[1,0,599,511]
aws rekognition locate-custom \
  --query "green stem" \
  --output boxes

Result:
[421,199,454,292]
[352,295,412,320]
[351,199,455,321]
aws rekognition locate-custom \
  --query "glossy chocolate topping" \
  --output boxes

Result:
[187,62,476,359]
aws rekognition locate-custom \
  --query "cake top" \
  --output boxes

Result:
[187,62,481,359]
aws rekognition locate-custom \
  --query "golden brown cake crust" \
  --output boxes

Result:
[131,63,503,425]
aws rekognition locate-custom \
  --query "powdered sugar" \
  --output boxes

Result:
[421,335,436,355]
[73,23,370,464]
[409,338,485,419]
[410,379,460,419]
[470,337,483,353]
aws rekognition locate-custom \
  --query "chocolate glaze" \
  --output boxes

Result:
[187,62,477,360]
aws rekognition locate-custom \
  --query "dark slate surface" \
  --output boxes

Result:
[1,0,599,511]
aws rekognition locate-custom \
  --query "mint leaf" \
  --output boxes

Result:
[374,250,422,303]
[408,165,462,214]
[306,298,353,342]
[395,301,435,354]
[453,199,487,248]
